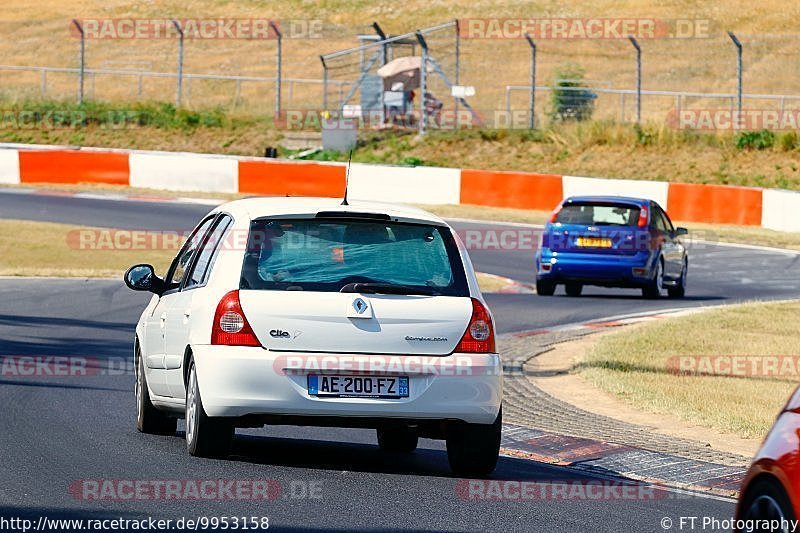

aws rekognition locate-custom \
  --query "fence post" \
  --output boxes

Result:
[524,33,537,129]
[728,31,742,128]
[71,19,85,104]
[416,31,428,135]
[372,22,387,64]
[270,21,282,117]
[373,23,387,124]
[172,19,184,107]
[454,19,460,118]
[628,36,641,124]
[320,56,328,110]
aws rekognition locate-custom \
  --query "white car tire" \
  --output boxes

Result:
[446,408,502,477]
[186,359,233,458]
[136,347,177,435]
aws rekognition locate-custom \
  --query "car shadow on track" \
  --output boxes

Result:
[547,293,726,302]
[0,337,133,358]
[0,378,127,392]
[0,313,133,332]
[218,433,621,484]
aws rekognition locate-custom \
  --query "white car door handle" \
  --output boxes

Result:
[183,309,191,323]
[160,312,167,328]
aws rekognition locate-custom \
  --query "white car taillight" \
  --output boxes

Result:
[219,311,245,333]
[211,290,261,347]
[455,298,496,353]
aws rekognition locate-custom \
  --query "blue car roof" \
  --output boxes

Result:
[563,195,651,207]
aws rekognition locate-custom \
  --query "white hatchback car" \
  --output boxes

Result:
[125,197,503,476]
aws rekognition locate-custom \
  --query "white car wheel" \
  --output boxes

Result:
[185,360,233,458]
[136,347,176,435]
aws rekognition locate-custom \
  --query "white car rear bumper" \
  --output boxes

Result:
[191,345,503,425]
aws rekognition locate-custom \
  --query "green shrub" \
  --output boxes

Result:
[634,124,654,146]
[548,64,597,123]
[400,156,423,166]
[735,130,775,150]
[478,129,507,142]
[779,131,798,151]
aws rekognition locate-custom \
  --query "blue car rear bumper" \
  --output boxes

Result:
[536,249,656,287]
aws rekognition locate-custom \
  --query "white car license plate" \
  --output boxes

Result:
[307,375,409,398]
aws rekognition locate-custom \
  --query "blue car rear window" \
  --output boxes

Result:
[555,203,641,226]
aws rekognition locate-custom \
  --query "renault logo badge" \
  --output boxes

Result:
[353,298,367,314]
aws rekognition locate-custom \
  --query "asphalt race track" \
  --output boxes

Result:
[2,190,799,333]
[2,190,799,530]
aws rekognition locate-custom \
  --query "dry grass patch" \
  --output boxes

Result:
[576,301,800,438]
[0,219,176,278]
[475,272,515,293]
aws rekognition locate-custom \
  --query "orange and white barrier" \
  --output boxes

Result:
[129,151,238,193]
[348,163,461,204]
[762,189,800,232]
[0,148,20,184]
[0,144,796,232]
[562,176,669,208]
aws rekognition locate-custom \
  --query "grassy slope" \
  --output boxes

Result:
[2,1,800,188]
[4,108,800,190]
[577,301,800,438]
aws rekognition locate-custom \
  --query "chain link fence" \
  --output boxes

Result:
[319,21,467,132]
[485,30,800,128]
[2,17,800,131]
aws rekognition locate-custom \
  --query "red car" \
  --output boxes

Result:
[736,386,800,528]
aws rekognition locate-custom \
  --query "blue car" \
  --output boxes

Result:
[535,196,688,298]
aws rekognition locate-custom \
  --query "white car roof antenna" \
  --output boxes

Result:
[341,149,352,206]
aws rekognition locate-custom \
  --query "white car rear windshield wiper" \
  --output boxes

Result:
[339,282,437,296]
